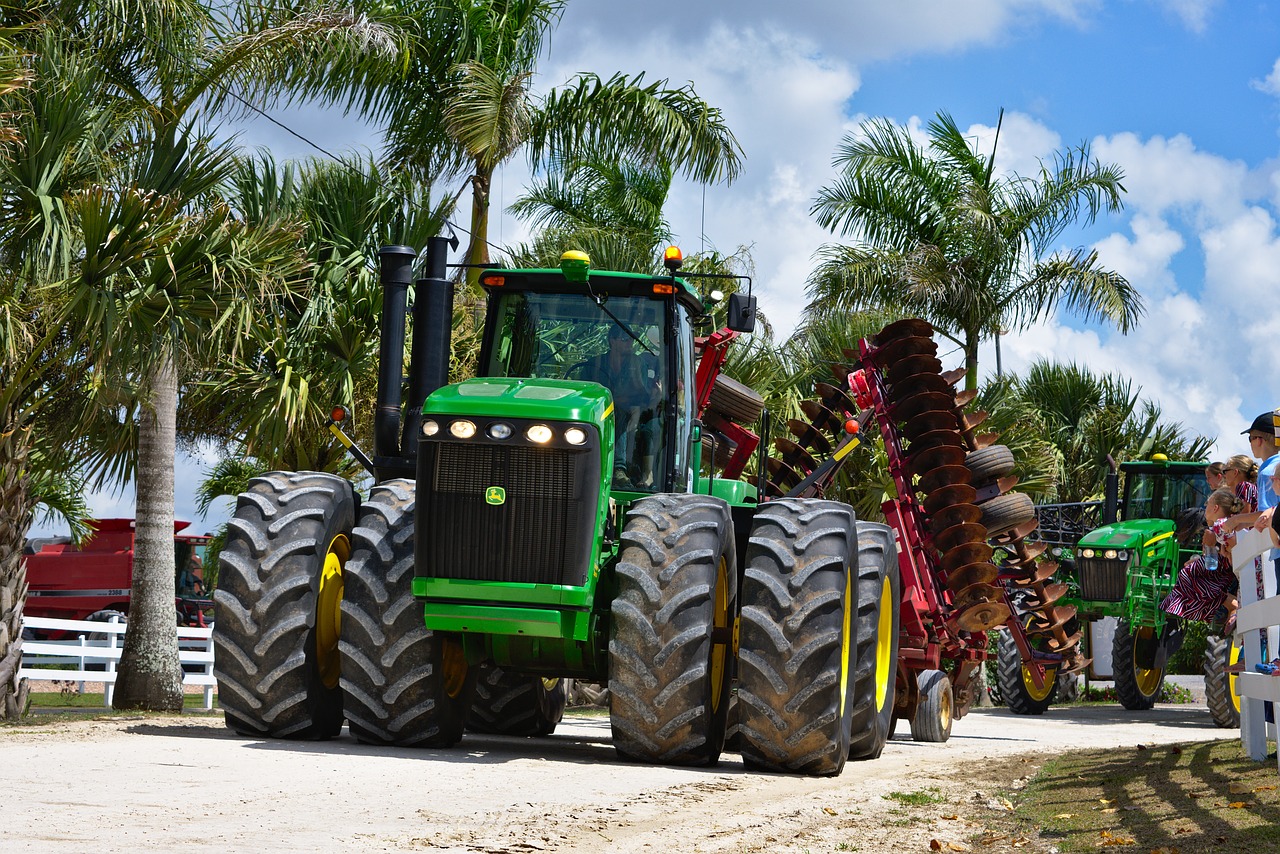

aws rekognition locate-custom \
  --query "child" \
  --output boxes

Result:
[1161,487,1246,630]
[1206,461,1227,492]
[1223,454,1259,514]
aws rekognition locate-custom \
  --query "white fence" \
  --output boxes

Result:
[1232,529,1280,771]
[18,615,216,711]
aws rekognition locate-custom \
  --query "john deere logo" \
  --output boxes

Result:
[485,486,506,505]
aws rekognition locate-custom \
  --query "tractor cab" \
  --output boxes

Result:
[475,254,705,493]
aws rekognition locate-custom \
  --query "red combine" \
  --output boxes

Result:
[23,519,214,634]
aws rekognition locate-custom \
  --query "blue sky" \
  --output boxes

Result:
[32,0,1280,534]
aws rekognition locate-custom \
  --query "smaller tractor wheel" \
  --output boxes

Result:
[1112,620,1164,711]
[847,522,901,761]
[708,374,765,425]
[1055,670,1082,704]
[609,494,737,766]
[995,631,1056,715]
[979,492,1037,537]
[213,471,353,740]
[964,445,1016,484]
[340,479,476,747]
[738,499,857,776]
[909,670,954,743]
[1204,635,1242,729]
[468,666,567,737]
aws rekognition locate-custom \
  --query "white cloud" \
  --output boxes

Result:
[1153,0,1223,33]
[1092,214,1185,298]
[1093,132,1252,223]
[1251,57,1280,97]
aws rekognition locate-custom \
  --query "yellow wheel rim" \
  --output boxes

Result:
[442,636,468,699]
[709,557,730,713]
[938,675,953,731]
[1230,639,1243,714]
[838,566,853,717]
[1133,626,1163,697]
[315,534,349,690]
[1021,663,1057,703]
[874,576,894,713]
[541,677,560,692]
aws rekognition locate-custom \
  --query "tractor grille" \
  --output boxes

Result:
[1077,558,1129,601]
[416,440,599,588]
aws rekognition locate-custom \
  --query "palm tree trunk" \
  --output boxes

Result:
[113,353,183,711]
[963,334,981,391]
[463,166,493,289]
[0,419,33,720]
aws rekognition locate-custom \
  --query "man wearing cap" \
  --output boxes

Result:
[1226,412,1280,585]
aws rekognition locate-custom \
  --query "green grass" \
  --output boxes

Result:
[884,786,947,806]
[987,739,1280,852]
[25,691,218,712]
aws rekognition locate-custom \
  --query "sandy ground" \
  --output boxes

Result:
[0,697,1241,854]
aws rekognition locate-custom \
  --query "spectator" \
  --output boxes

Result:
[1206,461,1227,492]
[1226,412,1280,588]
[1223,455,1259,514]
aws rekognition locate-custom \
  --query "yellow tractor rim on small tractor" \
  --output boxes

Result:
[1021,663,1057,703]
[442,637,469,699]
[315,534,350,690]
[709,557,730,713]
[838,567,853,718]
[1134,626,1164,697]
[1230,639,1243,714]
[874,576,894,713]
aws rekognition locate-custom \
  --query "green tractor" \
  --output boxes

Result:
[999,456,1241,724]
[212,239,901,776]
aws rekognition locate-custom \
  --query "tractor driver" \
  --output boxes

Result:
[585,324,662,487]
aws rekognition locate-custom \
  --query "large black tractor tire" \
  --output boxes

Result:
[909,669,954,743]
[964,445,1016,484]
[212,471,353,739]
[468,666,567,737]
[1112,620,1164,711]
[738,499,857,776]
[339,479,476,747]
[1204,635,1242,729]
[995,630,1057,715]
[847,522,901,761]
[708,374,765,425]
[1055,670,1082,704]
[609,494,737,766]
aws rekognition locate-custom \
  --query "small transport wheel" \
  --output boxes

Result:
[340,479,476,747]
[708,374,765,425]
[964,445,1016,484]
[995,630,1056,715]
[213,471,353,739]
[910,670,954,743]
[83,610,127,671]
[1204,635,1242,729]
[609,494,737,766]
[700,430,738,469]
[738,499,858,776]
[847,522,901,761]
[1112,620,1164,711]
[978,492,1036,537]
[468,666,567,737]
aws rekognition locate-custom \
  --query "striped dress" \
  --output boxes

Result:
[1162,519,1234,622]
[1237,481,1263,601]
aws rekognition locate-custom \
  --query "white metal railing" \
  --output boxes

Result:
[18,615,216,711]
[1232,528,1279,771]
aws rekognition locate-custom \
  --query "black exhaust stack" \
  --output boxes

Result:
[376,245,416,461]
[402,236,454,454]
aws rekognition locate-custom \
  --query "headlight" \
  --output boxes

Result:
[487,422,513,440]
[564,427,587,445]
[450,419,477,439]
[1080,548,1095,558]
[526,424,553,443]
[422,419,440,437]
[1051,547,1063,557]
[1117,550,1129,561]
[1103,549,1117,560]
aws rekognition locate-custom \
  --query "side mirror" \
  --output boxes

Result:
[726,293,757,333]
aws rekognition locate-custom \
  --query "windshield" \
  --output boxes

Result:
[1122,469,1211,523]
[485,291,668,490]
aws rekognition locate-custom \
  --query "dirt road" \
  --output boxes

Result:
[1,703,1237,853]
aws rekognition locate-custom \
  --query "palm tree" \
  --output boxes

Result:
[295,0,742,285]
[1013,359,1213,503]
[807,110,1144,389]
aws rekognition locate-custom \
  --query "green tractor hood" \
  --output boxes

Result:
[423,376,615,425]
[1077,518,1173,552]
